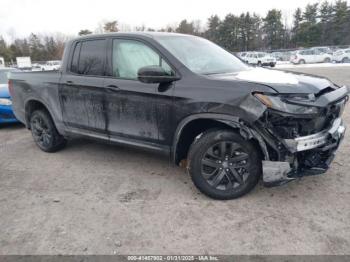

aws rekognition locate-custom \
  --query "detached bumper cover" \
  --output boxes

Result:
[263,118,346,187]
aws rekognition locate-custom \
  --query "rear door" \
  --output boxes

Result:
[59,38,108,134]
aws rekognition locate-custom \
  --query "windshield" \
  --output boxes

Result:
[0,69,17,84]
[156,35,248,75]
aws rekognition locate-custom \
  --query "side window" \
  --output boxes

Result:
[112,39,174,79]
[71,39,106,76]
[71,42,81,73]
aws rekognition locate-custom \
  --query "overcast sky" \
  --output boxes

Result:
[0,0,328,40]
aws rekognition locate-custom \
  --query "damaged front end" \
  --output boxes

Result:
[253,85,349,187]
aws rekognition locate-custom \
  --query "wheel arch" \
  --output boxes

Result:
[24,99,53,128]
[172,113,269,165]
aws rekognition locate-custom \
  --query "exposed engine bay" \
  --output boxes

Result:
[252,85,348,186]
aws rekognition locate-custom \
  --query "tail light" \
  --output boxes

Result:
[8,79,13,97]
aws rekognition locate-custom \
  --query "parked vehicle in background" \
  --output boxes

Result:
[9,32,349,199]
[16,57,32,71]
[31,63,43,72]
[244,52,276,67]
[290,49,332,64]
[281,51,293,61]
[332,49,350,63]
[271,52,283,61]
[237,52,248,59]
[0,68,20,123]
[312,46,333,55]
[40,60,61,71]
[0,57,4,68]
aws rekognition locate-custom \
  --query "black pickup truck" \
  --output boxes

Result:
[9,32,349,199]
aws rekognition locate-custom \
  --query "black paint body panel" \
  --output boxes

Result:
[9,32,349,162]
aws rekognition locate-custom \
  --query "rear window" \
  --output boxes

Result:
[70,39,106,76]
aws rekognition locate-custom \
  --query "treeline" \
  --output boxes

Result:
[200,0,350,51]
[0,0,349,63]
[0,33,67,63]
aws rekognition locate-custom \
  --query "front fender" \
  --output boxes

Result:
[171,113,270,164]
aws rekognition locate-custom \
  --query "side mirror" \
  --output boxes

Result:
[138,66,180,84]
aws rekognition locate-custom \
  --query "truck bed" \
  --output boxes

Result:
[10,70,62,126]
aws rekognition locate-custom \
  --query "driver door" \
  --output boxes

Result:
[103,38,175,144]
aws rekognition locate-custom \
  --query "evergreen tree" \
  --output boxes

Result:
[297,3,321,47]
[176,20,195,34]
[263,9,284,49]
[319,1,333,45]
[29,33,45,61]
[0,36,12,62]
[218,14,240,51]
[332,0,349,45]
[292,8,303,46]
[78,29,92,36]
[205,15,221,44]
[104,21,118,32]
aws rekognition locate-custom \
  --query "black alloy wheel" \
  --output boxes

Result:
[201,141,249,190]
[30,110,67,152]
[188,129,261,199]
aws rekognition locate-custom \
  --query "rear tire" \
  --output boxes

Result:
[29,109,67,152]
[187,129,261,200]
[299,59,306,64]
[324,57,331,63]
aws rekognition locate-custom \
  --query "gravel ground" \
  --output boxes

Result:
[0,66,349,255]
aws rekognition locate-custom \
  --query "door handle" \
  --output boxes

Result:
[106,85,119,91]
[66,81,74,86]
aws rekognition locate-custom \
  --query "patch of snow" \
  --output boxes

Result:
[236,68,299,85]
[276,62,350,69]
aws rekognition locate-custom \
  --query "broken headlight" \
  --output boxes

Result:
[255,93,319,115]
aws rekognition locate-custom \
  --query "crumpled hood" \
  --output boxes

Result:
[0,84,10,98]
[208,67,334,94]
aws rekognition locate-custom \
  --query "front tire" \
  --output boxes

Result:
[30,110,67,152]
[187,129,261,200]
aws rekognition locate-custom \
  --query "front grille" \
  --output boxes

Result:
[267,114,328,138]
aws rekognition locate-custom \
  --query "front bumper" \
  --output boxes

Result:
[262,117,346,187]
[283,118,345,153]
